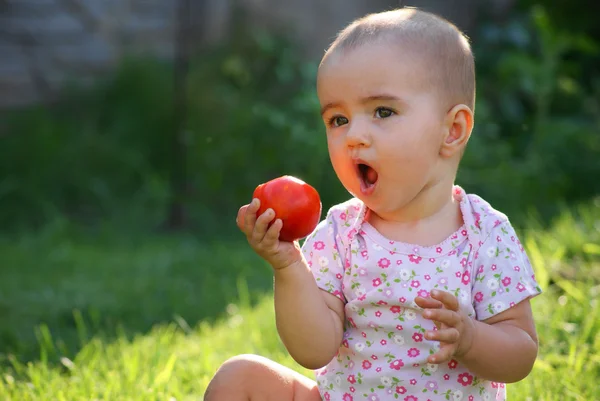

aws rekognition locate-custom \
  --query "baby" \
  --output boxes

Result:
[205,7,542,401]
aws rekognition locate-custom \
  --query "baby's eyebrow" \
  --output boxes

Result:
[320,94,405,116]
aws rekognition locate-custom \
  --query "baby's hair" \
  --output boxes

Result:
[320,7,476,111]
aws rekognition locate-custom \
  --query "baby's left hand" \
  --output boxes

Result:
[414,289,475,364]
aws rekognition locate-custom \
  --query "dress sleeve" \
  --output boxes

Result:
[301,208,347,303]
[471,221,542,320]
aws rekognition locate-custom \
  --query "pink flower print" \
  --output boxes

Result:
[425,380,438,391]
[308,261,313,268]
[409,255,422,264]
[368,321,378,329]
[494,220,502,227]
[461,271,471,285]
[474,292,484,302]
[396,386,407,394]
[361,250,368,259]
[457,372,473,386]
[407,348,420,358]
[455,271,462,278]
[517,283,526,292]
[477,265,484,274]
[373,278,382,287]
[396,325,404,331]
[390,359,404,370]
[390,305,402,314]
[396,260,403,266]
[514,265,521,272]
[502,277,511,286]
[510,251,517,260]
[444,374,450,380]
[491,382,498,389]
[367,394,379,401]
[510,302,516,307]
[359,268,368,277]
[424,274,431,280]
[350,386,356,393]
[473,212,481,228]
[412,333,423,342]
[449,250,457,256]
[371,354,378,360]
[438,277,448,286]
[362,360,372,369]
[314,241,325,250]
[399,297,407,303]
[461,229,468,236]
[348,361,355,369]
[342,340,349,348]
[496,236,502,242]
[469,396,474,401]
[429,258,436,263]
[339,212,347,221]
[448,359,458,369]
[348,317,356,328]
[336,273,343,280]
[410,379,417,385]
[361,332,367,338]
[417,289,430,298]
[383,288,394,298]
[491,264,497,271]
[404,397,418,401]
[375,311,382,317]
[411,280,421,288]
[436,247,443,254]
[375,367,382,373]
[324,392,330,401]
[381,339,387,346]
[378,258,391,268]
[377,300,388,306]
[460,258,467,267]
[343,394,354,401]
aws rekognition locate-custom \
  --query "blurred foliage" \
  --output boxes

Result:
[0,4,598,235]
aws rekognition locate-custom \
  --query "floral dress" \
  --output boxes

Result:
[301,186,542,401]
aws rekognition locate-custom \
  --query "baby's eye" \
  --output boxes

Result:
[375,107,394,119]
[329,116,349,127]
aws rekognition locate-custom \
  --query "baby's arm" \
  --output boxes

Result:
[459,298,538,382]
[237,199,345,370]
[274,262,345,369]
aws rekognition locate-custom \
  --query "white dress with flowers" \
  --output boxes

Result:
[301,186,542,401]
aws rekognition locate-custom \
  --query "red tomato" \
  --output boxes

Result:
[253,175,322,242]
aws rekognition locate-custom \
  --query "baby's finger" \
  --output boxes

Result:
[430,289,460,311]
[263,218,283,246]
[425,327,460,344]
[414,296,444,310]
[423,308,461,328]
[428,346,455,364]
[243,199,260,235]
[252,208,275,243]
[236,205,249,231]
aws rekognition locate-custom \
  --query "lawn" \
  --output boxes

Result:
[0,202,598,400]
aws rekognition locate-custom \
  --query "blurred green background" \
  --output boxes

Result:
[0,1,599,399]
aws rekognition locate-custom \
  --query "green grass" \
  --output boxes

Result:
[0,202,599,400]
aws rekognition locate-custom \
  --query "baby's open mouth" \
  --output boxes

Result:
[357,162,378,195]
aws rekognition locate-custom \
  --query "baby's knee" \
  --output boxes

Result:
[204,354,268,399]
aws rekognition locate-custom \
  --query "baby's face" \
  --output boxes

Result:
[317,42,449,215]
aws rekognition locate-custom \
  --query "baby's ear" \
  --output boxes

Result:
[440,104,473,158]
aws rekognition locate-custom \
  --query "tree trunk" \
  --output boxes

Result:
[165,0,192,230]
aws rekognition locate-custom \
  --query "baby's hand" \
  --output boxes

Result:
[236,198,303,270]
[414,290,475,364]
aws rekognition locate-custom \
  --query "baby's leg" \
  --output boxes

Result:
[204,354,321,401]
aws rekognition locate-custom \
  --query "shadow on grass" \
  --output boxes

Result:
[0,223,275,372]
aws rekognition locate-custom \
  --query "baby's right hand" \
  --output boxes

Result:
[236,198,303,271]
